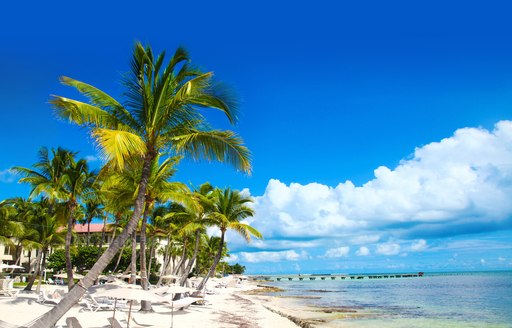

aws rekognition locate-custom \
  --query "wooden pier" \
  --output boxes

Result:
[266,272,424,282]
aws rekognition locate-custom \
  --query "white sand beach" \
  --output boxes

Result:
[0,281,301,328]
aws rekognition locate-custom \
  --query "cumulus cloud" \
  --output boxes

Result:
[0,169,16,183]
[251,121,512,245]
[239,250,308,263]
[322,246,350,258]
[225,254,239,263]
[376,243,401,255]
[410,239,427,252]
[356,246,370,256]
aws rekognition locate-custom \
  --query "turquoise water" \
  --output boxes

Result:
[265,271,512,327]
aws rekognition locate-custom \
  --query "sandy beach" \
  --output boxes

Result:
[0,282,303,328]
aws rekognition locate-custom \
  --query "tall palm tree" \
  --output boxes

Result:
[33,42,251,327]
[178,183,214,285]
[61,158,95,289]
[197,189,262,291]
[12,147,86,289]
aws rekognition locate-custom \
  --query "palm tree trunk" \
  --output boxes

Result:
[130,230,137,285]
[65,202,77,290]
[180,229,200,286]
[172,239,187,275]
[24,247,43,291]
[36,248,48,293]
[30,152,155,328]
[139,204,152,312]
[95,213,107,262]
[86,220,91,246]
[156,236,171,285]
[147,238,155,277]
[197,231,225,291]
[112,242,126,273]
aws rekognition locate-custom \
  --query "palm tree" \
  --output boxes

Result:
[81,198,103,246]
[33,42,251,327]
[178,183,214,285]
[0,200,24,246]
[12,147,85,289]
[197,189,262,291]
[61,158,95,289]
[22,200,65,291]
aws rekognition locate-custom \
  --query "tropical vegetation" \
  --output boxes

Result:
[0,42,261,328]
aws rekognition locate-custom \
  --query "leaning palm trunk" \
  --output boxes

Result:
[65,202,77,290]
[36,249,48,293]
[130,230,137,285]
[172,239,187,275]
[180,229,201,286]
[25,246,43,291]
[197,232,225,291]
[29,154,154,328]
[139,206,152,311]
[112,242,126,273]
[156,237,172,285]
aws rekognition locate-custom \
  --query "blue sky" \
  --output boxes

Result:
[1,1,512,274]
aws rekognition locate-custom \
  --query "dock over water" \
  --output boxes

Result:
[260,272,424,282]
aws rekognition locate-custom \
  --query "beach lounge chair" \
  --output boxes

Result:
[65,317,84,328]
[0,279,18,297]
[38,289,61,304]
[88,295,115,311]
[168,297,198,310]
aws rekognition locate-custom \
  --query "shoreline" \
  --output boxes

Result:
[0,281,306,328]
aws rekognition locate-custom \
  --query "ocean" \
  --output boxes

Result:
[263,271,512,327]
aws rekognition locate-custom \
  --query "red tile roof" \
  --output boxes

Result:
[73,223,110,233]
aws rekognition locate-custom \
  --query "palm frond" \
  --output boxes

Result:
[92,128,147,169]
[170,130,252,174]
[50,96,119,128]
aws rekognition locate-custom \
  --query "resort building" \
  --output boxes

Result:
[0,223,169,274]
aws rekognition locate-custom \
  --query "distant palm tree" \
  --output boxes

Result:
[22,200,65,291]
[178,183,215,285]
[81,198,103,246]
[197,189,261,290]
[33,43,251,327]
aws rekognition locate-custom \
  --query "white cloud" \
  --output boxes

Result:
[376,243,401,256]
[351,235,380,245]
[480,259,486,264]
[498,257,506,262]
[410,239,427,252]
[0,169,16,183]
[225,254,238,263]
[250,121,512,246]
[239,250,308,263]
[322,246,350,258]
[356,246,370,256]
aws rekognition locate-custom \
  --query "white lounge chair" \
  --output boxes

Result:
[0,279,18,297]
[88,295,115,311]
[38,289,61,304]
[168,297,198,311]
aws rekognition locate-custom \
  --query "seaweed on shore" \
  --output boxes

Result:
[243,285,285,295]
